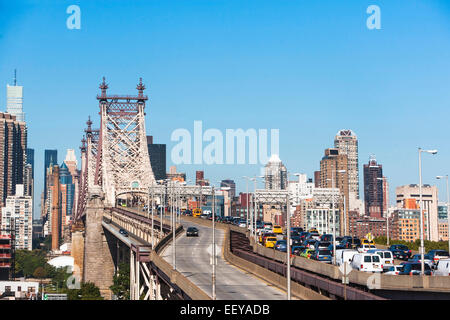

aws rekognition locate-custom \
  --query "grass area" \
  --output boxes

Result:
[374,236,449,252]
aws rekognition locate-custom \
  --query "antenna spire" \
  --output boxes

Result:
[14,69,17,86]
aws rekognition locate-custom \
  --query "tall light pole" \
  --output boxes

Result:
[243,176,250,228]
[377,177,389,246]
[328,168,346,265]
[436,175,449,253]
[418,148,437,275]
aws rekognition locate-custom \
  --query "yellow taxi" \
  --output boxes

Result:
[193,208,202,217]
[272,225,283,234]
[361,238,374,245]
[265,237,278,248]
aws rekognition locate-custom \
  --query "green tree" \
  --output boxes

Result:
[110,262,130,300]
[33,266,47,279]
[68,282,103,300]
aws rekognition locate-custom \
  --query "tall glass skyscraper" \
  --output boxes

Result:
[44,149,57,200]
[6,71,25,122]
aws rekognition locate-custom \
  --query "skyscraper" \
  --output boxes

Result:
[44,149,57,200]
[221,179,236,198]
[26,148,34,178]
[60,162,75,241]
[334,129,359,200]
[6,70,25,122]
[146,136,166,181]
[363,155,384,218]
[264,154,287,190]
[319,148,349,235]
[0,112,27,205]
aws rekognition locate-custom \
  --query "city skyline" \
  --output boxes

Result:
[1,1,450,218]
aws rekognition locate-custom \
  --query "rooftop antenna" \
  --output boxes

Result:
[13,69,17,86]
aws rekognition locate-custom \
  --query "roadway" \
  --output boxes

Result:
[160,217,289,300]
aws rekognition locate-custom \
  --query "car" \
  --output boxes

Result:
[291,227,303,234]
[350,253,383,272]
[263,221,273,230]
[291,236,302,246]
[300,248,315,259]
[238,220,247,228]
[340,237,361,250]
[399,262,433,276]
[200,213,209,219]
[265,237,278,248]
[320,234,333,242]
[311,249,332,263]
[314,241,331,250]
[272,225,283,234]
[434,258,450,276]
[361,238,375,246]
[335,236,344,246]
[186,227,199,237]
[305,239,317,249]
[336,249,358,266]
[367,249,394,270]
[119,228,129,237]
[408,254,434,269]
[388,244,412,260]
[384,265,404,275]
[357,244,376,253]
[292,245,306,255]
[427,250,450,265]
[308,231,321,241]
[274,240,287,252]
[261,232,276,245]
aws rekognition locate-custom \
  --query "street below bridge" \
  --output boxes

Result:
[161,217,290,300]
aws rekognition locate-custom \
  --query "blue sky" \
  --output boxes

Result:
[0,0,450,218]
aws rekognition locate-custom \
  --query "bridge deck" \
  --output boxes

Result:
[160,218,291,300]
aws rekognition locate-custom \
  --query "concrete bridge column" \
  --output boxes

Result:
[83,191,115,299]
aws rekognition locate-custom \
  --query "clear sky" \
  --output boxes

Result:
[0,0,450,218]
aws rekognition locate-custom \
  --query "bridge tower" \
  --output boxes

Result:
[97,77,155,207]
[72,78,155,298]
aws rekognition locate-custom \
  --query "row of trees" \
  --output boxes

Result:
[374,236,449,252]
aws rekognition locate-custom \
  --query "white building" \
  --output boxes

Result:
[0,281,39,299]
[264,154,287,190]
[305,187,341,235]
[1,185,33,250]
[6,80,25,122]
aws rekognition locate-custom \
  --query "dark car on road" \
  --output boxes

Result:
[119,228,129,237]
[338,237,361,250]
[399,262,433,275]
[292,227,304,234]
[311,249,332,263]
[292,245,306,255]
[320,234,333,242]
[274,240,287,252]
[186,227,199,237]
[427,250,450,264]
[388,244,412,260]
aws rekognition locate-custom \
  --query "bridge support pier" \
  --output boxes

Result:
[83,191,115,299]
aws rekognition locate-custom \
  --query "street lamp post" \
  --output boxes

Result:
[243,176,250,228]
[437,175,449,253]
[377,177,389,246]
[418,148,437,275]
[329,168,346,265]
[212,186,216,300]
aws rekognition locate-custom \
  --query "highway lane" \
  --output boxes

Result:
[160,218,288,300]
